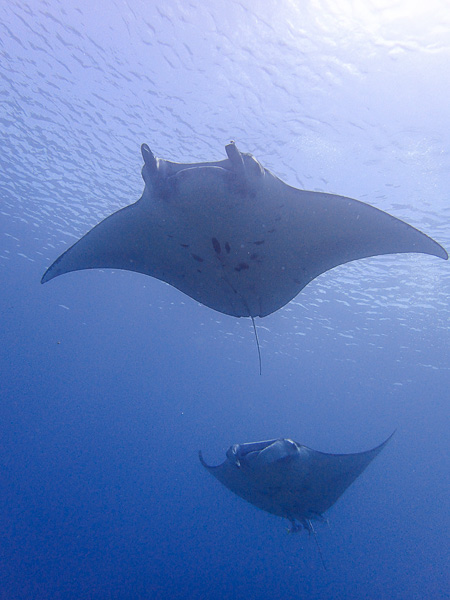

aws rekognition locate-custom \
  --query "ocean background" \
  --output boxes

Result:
[1,1,449,598]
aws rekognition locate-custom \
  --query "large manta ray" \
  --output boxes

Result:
[41,143,447,318]
[199,434,393,566]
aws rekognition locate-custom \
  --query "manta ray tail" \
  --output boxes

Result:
[251,316,262,375]
[307,519,327,572]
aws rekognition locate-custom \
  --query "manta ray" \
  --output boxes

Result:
[199,434,393,567]
[41,142,447,318]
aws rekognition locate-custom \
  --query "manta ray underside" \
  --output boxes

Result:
[41,142,447,318]
[200,434,394,567]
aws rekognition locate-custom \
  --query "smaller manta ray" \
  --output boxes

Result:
[41,143,447,319]
[199,434,393,568]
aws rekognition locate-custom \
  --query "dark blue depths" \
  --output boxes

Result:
[1,235,448,599]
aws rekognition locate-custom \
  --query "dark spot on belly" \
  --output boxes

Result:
[253,240,265,245]
[267,228,276,233]
[225,242,231,253]
[180,243,189,248]
[212,237,221,254]
[191,253,204,262]
[235,262,249,272]
[250,253,258,260]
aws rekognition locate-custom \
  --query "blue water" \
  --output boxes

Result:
[1,1,449,598]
